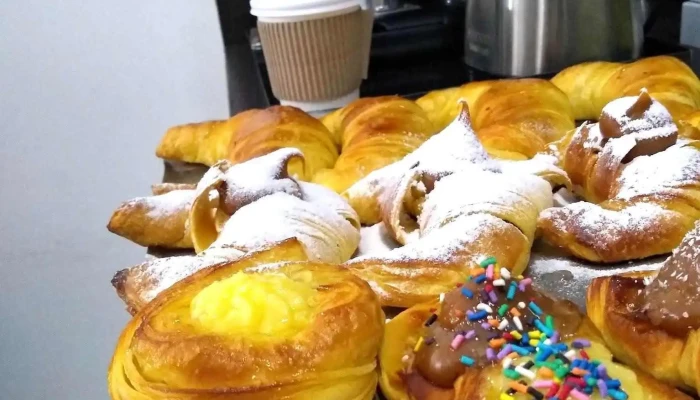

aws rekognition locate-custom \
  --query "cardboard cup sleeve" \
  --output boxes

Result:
[258,10,369,103]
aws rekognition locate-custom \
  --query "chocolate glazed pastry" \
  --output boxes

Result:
[587,221,700,394]
[380,256,691,400]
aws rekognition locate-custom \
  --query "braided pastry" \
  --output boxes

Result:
[344,104,568,307]
[109,243,384,400]
[538,90,700,263]
[416,79,575,160]
[381,266,692,400]
[155,105,338,181]
[551,55,700,121]
[312,96,437,193]
[586,221,700,394]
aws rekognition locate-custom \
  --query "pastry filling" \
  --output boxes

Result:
[405,256,629,399]
[190,272,316,337]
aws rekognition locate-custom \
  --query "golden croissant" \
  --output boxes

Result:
[343,104,568,307]
[108,241,385,400]
[416,79,575,160]
[380,257,692,400]
[312,96,438,193]
[156,105,338,181]
[551,55,700,121]
[587,221,700,395]
[107,185,195,249]
[538,90,700,263]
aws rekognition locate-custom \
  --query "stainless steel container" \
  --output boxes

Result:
[464,0,650,77]
[681,0,700,75]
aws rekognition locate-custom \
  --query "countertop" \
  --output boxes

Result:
[0,2,229,398]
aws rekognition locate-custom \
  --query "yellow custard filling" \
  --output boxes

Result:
[190,272,317,337]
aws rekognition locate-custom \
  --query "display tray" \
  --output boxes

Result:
[151,160,680,399]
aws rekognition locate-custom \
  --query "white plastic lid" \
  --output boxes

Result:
[250,0,369,19]
[279,89,360,113]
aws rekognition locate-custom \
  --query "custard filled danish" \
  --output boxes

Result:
[109,242,385,400]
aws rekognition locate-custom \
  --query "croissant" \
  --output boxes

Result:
[416,79,575,160]
[343,104,567,307]
[538,90,700,263]
[108,242,385,400]
[155,105,338,181]
[680,110,700,140]
[586,221,700,394]
[111,149,360,313]
[380,258,692,400]
[551,55,700,121]
[107,186,195,249]
[312,96,437,193]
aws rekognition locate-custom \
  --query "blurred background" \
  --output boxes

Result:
[0,1,228,398]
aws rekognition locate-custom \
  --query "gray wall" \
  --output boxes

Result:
[0,1,229,398]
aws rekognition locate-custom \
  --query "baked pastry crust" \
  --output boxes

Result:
[312,96,437,193]
[381,298,692,400]
[552,55,700,121]
[416,79,575,160]
[111,149,360,313]
[538,91,700,262]
[587,221,700,394]
[107,187,195,249]
[156,105,339,181]
[343,104,564,307]
[108,242,384,400]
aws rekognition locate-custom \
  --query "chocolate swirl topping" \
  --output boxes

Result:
[645,222,700,337]
[597,90,678,163]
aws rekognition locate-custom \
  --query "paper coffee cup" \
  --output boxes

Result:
[251,0,373,112]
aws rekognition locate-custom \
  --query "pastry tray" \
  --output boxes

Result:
[153,161,673,400]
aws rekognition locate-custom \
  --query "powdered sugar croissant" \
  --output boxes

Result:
[111,149,361,313]
[107,185,195,249]
[538,90,700,263]
[343,104,568,307]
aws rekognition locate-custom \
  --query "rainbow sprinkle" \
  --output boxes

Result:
[410,256,628,400]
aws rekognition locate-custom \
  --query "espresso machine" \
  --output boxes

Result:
[217,0,693,111]
[682,0,700,74]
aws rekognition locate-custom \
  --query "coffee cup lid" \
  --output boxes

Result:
[250,0,369,18]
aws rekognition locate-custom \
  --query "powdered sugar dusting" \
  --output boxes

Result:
[601,94,677,140]
[582,123,604,151]
[419,169,551,238]
[355,223,400,257]
[344,107,501,200]
[211,193,359,264]
[138,254,234,302]
[143,190,194,219]
[615,143,700,200]
[196,148,303,212]
[350,214,501,266]
[544,201,679,249]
